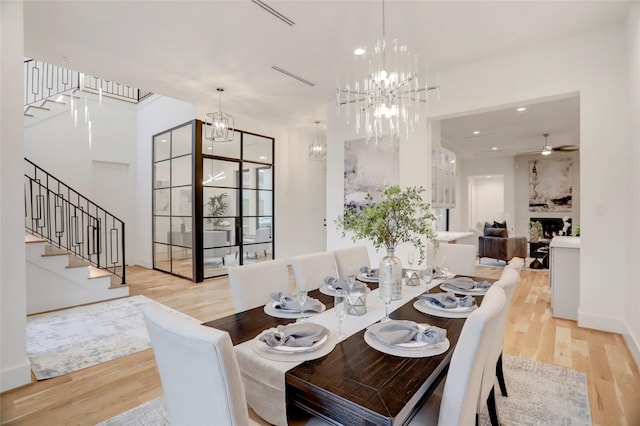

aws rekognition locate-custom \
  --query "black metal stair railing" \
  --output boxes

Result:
[24,158,126,284]
[24,58,153,108]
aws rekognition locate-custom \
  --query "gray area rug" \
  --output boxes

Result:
[27,295,193,380]
[98,355,591,425]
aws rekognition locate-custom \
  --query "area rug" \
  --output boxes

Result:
[98,355,591,425]
[26,295,193,380]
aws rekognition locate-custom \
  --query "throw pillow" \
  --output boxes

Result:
[493,220,508,228]
[484,227,508,238]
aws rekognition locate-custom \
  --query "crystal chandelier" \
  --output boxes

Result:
[336,0,439,144]
[309,121,327,161]
[204,88,235,142]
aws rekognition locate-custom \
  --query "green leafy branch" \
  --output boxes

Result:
[335,185,438,264]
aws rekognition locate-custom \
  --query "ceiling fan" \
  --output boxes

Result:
[523,133,579,156]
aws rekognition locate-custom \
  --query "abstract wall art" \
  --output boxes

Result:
[344,138,399,213]
[529,157,573,212]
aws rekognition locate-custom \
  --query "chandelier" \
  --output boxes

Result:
[336,0,439,144]
[309,121,327,160]
[204,88,235,142]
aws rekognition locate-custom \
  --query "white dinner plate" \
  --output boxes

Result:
[418,297,477,313]
[364,330,450,358]
[263,299,326,319]
[263,334,329,353]
[319,283,371,296]
[356,272,378,283]
[439,283,489,296]
[413,300,476,319]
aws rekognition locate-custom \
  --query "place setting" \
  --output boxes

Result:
[252,321,337,362]
[413,291,478,318]
[320,276,370,297]
[363,319,450,358]
[263,291,326,319]
[356,266,379,283]
[439,276,492,296]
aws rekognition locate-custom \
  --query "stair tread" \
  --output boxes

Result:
[25,234,47,243]
[89,266,114,279]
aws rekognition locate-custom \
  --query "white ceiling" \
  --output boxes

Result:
[23,1,629,156]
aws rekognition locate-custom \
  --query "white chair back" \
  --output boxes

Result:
[438,285,507,426]
[333,246,370,279]
[228,259,290,312]
[245,227,271,258]
[143,302,250,426]
[204,230,228,264]
[506,256,525,271]
[432,243,477,276]
[291,251,339,291]
[497,266,521,302]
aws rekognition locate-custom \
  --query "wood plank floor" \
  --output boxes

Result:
[1,265,638,425]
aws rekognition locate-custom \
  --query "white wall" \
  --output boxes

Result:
[327,24,634,343]
[469,176,505,228]
[1,0,32,392]
[625,3,640,366]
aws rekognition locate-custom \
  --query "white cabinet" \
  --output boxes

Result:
[549,236,580,320]
[431,147,456,208]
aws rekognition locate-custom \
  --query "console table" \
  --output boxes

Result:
[529,240,550,269]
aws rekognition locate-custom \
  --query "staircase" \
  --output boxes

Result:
[25,234,128,315]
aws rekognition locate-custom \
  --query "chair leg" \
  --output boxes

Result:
[496,352,508,397]
[487,386,500,426]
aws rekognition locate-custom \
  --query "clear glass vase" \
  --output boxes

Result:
[379,248,402,300]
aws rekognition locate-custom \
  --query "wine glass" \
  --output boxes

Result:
[407,251,415,270]
[346,265,356,292]
[422,264,433,285]
[441,256,450,278]
[380,281,393,321]
[334,289,347,341]
[296,289,308,323]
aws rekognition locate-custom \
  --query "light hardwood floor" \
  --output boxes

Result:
[1,265,638,425]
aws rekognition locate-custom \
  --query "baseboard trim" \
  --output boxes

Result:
[577,309,625,334]
[0,359,32,392]
[622,326,640,371]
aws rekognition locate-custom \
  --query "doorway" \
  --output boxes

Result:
[468,175,504,227]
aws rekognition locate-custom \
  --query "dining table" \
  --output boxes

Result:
[202,273,495,426]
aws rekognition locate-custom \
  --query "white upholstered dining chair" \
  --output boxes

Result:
[409,285,507,426]
[290,251,339,291]
[333,245,371,280]
[228,258,291,312]
[490,266,521,398]
[505,256,525,271]
[430,242,477,276]
[143,302,258,426]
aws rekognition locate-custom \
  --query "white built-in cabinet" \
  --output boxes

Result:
[549,236,580,320]
[432,147,456,208]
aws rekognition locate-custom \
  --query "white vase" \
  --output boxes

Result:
[379,248,402,300]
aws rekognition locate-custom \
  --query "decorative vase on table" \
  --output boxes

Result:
[379,249,403,300]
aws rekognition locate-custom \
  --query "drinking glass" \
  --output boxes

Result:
[380,281,393,321]
[334,289,347,340]
[346,265,356,292]
[407,252,415,270]
[296,289,308,322]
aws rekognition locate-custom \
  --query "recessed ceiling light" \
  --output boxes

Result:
[473,131,480,135]
[450,159,455,164]
[517,107,526,112]
[353,47,366,56]
[160,139,167,143]
[491,146,498,151]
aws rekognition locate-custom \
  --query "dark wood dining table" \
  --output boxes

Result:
[202,275,494,426]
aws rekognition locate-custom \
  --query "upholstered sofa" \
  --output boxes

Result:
[478,221,527,263]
